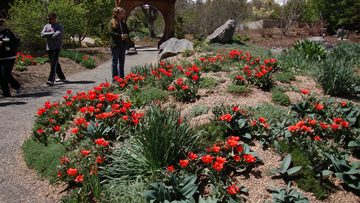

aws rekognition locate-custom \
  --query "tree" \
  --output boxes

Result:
[141,5,159,38]
[48,0,87,45]
[280,0,305,36]
[320,0,360,33]
[8,0,47,50]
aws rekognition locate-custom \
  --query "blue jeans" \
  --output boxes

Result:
[111,47,126,80]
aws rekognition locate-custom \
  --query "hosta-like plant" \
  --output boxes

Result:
[293,39,327,61]
[267,183,309,203]
[144,173,198,203]
[272,154,302,178]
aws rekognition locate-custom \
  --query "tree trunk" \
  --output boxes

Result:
[141,5,158,38]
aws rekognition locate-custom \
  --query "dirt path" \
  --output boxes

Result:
[0,47,158,203]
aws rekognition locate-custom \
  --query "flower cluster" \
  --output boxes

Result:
[167,136,259,200]
[16,52,37,66]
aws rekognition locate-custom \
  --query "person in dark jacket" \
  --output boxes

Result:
[0,18,21,97]
[41,12,66,86]
[109,7,129,80]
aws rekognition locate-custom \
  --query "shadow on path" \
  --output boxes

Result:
[0,101,27,107]
[59,80,95,85]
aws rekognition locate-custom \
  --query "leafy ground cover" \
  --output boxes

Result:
[23,41,360,202]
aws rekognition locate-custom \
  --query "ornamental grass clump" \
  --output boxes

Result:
[102,106,200,182]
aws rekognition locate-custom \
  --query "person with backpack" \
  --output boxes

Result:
[0,17,21,97]
[41,12,66,86]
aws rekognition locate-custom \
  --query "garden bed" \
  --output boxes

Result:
[23,41,360,202]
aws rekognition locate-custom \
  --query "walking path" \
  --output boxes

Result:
[0,47,158,203]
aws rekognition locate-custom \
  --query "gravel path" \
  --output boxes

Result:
[0,47,158,203]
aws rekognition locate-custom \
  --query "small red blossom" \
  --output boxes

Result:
[74,174,84,183]
[179,159,190,168]
[95,138,109,147]
[314,136,321,141]
[212,144,221,153]
[227,136,240,148]
[243,154,256,163]
[188,152,198,160]
[341,101,347,107]
[226,184,239,195]
[315,103,324,111]
[80,150,91,157]
[219,114,232,122]
[300,89,309,95]
[96,156,105,164]
[201,154,214,164]
[167,165,175,172]
[67,168,78,176]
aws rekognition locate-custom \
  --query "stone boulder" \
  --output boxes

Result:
[206,19,236,43]
[159,38,193,60]
[306,36,325,44]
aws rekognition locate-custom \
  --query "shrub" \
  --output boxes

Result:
[250,103,293,123]
[199,76,219,89]
[189,105,209,118]
[129,86,169,106]
[102,106,200,181]
[103,179,147,203]
[272,90,291,106]
[317,43,360,98]
[275,72,296,83]
[8,0,47,50]
[60,50,96,69]
[227,84,251,95]
[293,39,327,61]
[22,138,66,183]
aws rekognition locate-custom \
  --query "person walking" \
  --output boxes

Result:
[41,12,66,86]
[109,7,129,80]
[0,17,21,97]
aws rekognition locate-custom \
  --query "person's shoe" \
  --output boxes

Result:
[55,78,68,82]
[15,87,23,95]
[46,81,54,86]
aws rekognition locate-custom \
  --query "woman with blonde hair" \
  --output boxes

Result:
[109,7,129,80]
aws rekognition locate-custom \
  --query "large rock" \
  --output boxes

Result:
[306,36,325,44]
[159,38,193,59]
[206,19,236,43]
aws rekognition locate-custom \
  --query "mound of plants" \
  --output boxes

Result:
[60,50,96,69]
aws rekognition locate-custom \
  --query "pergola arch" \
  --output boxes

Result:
[116,0,176,47]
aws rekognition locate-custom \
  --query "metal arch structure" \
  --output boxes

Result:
[115,0,176,47]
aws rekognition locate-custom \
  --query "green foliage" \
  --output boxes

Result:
[130,86,169,107]
[34,57,49,64]
[272,154,302,177]
[8,0,47,50]
[275,72,296,84]
[189,105,209,118]
[144,173,198,203]
[268,183,309,203]
[48,0,87,44]
[15,65,27,72]
[293,39,327,61]
[22,138,66,183]
[199,76,219,89]
[182,49,194,57]
[278,142,328,199]
[317,42,360,98]
[250,103,293,123]
[227,84,251,95]
[323,153,360,191]
[272,90,291,106]
[103,179,147,203]
[60,50,96,69]
[103,106,200,181]
[320,0,360,32]
[278,50,319,73]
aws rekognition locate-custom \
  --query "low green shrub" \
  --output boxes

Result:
[188,105,209,118]
[278,141,329,200]
[199,76,219,89]
[275,72,296,83]
[22,138,66,183]
[227,84,251,95]
[272,90,291,106]
[15,65,27,72]
[103,179,147,203]
[250,103,292,123]
[129,86,169,106]
[60,50,96,69]
[34,57,49,64]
